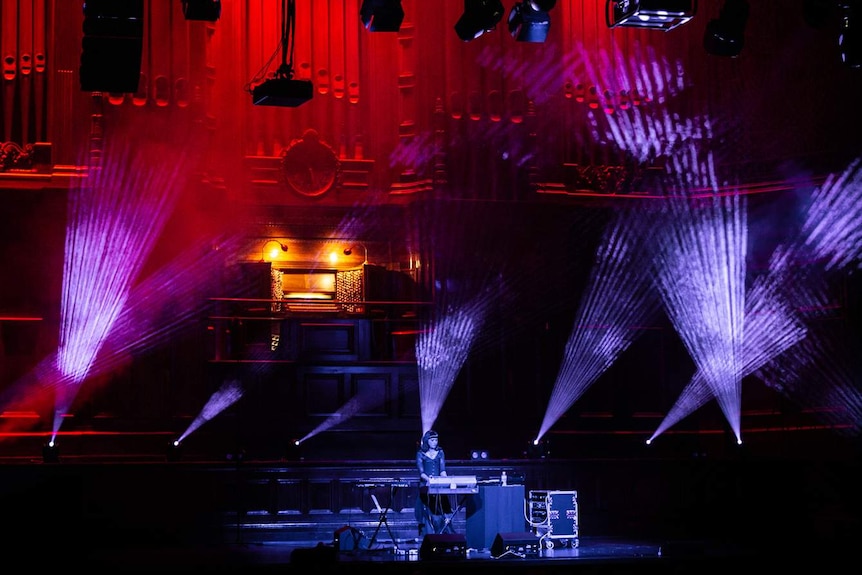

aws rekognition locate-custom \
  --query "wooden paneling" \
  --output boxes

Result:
[276,479,303,515]
[308,478,336,515]
[245,476,276,514]
[299,365,419,422]
[353,372,391,416]
[298,321,363,360]
[1,1,859,471]
[305,371,345,416]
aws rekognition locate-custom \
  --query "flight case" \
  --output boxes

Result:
[528,489,579,548]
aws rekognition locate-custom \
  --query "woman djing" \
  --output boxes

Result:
[415,429,455,538]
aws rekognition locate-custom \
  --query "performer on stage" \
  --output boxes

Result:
[415,429,455,538]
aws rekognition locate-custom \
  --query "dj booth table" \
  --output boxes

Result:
[464,484,526,550]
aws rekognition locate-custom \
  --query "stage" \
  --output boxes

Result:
[46,534,847,573]
[3,451,859,573]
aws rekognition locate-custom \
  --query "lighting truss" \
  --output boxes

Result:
[606,0,697,31]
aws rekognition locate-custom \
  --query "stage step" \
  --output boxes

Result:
[225,511,468,546]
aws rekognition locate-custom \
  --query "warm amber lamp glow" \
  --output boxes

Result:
[260,240,289,262]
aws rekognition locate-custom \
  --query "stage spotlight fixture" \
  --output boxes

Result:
[253,76,313,108]
[251,0,312,107]
[508,1,556,43]
[455,0,505,41]
[470,449,490,460]
[704,0,749,57]
[360,0,404,32]
[166,440,183,462]
[286,438,304,461]
[525,438,550,459]
[839,2,861,68]
[606,0,697,31]
[181,0,221,21]
[42,441,60,463]
[225,449,246,463]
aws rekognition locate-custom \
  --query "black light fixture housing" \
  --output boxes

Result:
[286,438,303,461]
[839,2,861,68]
[360,0,405,32]
[181,0,221,22]
[470,448,490,460]
[606,0,697,31]
[79,0,144,93]
[251,0,312,107]
[704,0,749,57]
[225,449,246,464]
[455,0,505,41]
[166,440,183,462]
[508,1,556,43]
[42,441,60,463]
[525,438,550,459]
[253,78,313,107]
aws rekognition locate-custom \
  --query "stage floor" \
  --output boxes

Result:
[4,454,857,573]
[62,534,841,574]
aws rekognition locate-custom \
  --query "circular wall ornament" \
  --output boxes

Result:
[280,129,339,197]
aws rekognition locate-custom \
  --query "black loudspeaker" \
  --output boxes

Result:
[465,484,526,550]
[419,533,467,560]
[80,0,144,92]
[491,532,541,557]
